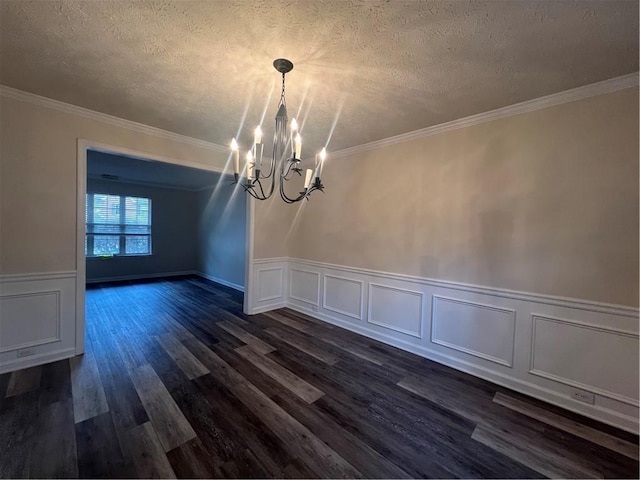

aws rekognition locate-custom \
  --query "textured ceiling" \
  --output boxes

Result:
[1,0,638,154]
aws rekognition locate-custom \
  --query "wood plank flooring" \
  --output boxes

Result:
[0,276,638,478]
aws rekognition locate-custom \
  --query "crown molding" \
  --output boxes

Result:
[3,72,637,160]
[332,72,639,159]
[0,85,228,153]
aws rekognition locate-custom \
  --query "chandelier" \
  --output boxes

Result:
[230,58,326,203]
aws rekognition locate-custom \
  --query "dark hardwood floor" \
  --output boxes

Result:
[1,276,638,478]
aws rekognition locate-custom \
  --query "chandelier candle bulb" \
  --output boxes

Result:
[303,169,313,189]
[254,126,262,145]
[256,143,264,169]
[295,133,302,159]
[290,118,298,155]
[319,147,327,177]
[231,138,240,175]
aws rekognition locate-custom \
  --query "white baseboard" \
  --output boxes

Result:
[0,347,77,374]
[250,256,640,434]
[85,270,197,284]
[196,272,245,292]
[250,301,287,315]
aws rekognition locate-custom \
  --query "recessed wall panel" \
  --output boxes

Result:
[0,291,60,352]
[257,267,283,302]
[368,283,422,337]
[431,296,515,367]
[530,315,639,405]
[289,269,320,306]
[323,275,363,320]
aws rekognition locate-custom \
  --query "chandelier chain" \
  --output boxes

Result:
[280,72,287,107]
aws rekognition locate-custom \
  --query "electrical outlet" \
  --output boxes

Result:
[571,389,595,405]
[17,348,35,357]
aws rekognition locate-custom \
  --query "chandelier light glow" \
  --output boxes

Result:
[231,58,327,203]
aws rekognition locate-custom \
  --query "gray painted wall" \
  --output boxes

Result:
[196,184,246,289]
[86,178,199,281]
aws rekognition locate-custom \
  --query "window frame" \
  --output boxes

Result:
[85,193,152,257]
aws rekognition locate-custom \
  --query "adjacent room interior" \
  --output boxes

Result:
[84,149,246,289]
[0,1,638,479]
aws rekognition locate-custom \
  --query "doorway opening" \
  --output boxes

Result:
[76,140,252,354]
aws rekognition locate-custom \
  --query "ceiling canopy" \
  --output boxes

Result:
[1,0,638,153]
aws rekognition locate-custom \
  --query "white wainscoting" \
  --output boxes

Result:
[368,283,423,338]
[252,257,640,433]
[530,315,639,406]
[289,269,320,306]
[0,272,78,373]
[432,296,516,367]
[323,275,364,321]
[250,258,288,314]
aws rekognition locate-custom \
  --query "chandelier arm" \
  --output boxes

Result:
[267,171,276,199]
[243,178,267,201]
[278,155,296,202]
[278,156,313,203]
[278,164,294,203]
[257,178,267,199]
[278,183,298,203]
[278,176,310,203]
[259,161,276,180]
[259,140,279,180]
[281,161,294,179]
[244,186,260,200]
[281,158,303,181]
[254,176,274,201]
[252,179,264,199]
[262,165,278,199]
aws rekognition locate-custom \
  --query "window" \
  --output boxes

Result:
[85,193,152,257]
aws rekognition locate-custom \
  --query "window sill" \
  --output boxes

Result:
[86,254,153,259]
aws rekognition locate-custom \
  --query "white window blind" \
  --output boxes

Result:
[85,193,152,257]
